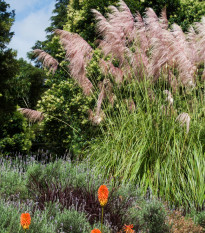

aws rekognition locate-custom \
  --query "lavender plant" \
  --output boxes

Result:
[0,154,204,232]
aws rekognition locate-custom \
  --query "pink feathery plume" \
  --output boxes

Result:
[145,8,160,33]
[127,99,136,112]
[145,7,159,25]
[87,79,110,125]
[150,31,195,86]
[99,59,124,84]
[187,26,197,42]
[163,90,174,105]
[92,4,134,66]
[135,12,149,53]
[171,24,195,63]
[171,24,197,81]
[110,65,124,84]
[186,26,199,64]
[33,49,58,74]
[99,40,129,66]
[55,30,93,60]
[176,113,190,134]
[91,9,118,39]
[18,108,44,123]
[144,8,166,44]
[92,9,127,65]
[95,79,107,116]
[130,12,149,77]
[168,70,178,92]
[55,30,93,95]
[160,7,168,29]
[147,13,195,86]
[131,51,149,79]
[108,1,135,39]
[194,17,205,62]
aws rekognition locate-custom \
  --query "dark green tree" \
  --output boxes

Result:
[46,0,70,33]
[0,1,33,154]
[0,0,19,114]
[13,59,47,109]
[0,0,14,47]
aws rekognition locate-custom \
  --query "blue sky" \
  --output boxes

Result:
[7,0,56,61]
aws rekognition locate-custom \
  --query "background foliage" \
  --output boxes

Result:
[37,78,98,156]
[0,1,34,154]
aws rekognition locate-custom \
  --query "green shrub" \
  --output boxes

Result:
[26,158,105,193]
[0,111,34,154]
[55,208,91,233]
[0,200,56,233]
[196,211,205,229]
[26,208,56,233]
[26,159,65,188]
[37,79,98,157]
[137,200,170,233]
[0,201,85,233]
[0,201,21,233]
[0,188,110,232]
[0,161,27,198]
[171,0,205,31]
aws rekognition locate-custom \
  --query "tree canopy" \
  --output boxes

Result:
[0,0,19,114]
[0,1,34,154]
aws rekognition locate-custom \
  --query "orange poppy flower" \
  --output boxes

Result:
[91,229,102,233]
[123,224,135,233]
[98,185,109,207]
[20,213,31,230]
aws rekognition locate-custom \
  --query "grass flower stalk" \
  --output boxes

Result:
[98,185,109,232]
[101,207,104,233]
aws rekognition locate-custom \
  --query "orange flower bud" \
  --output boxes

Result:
[91,229,102,233]
[20,213,31,230]
[98,185,109,207]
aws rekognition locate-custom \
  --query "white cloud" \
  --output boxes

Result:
[8,1,55,60]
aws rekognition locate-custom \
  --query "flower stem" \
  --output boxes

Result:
[101,207,104,233]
